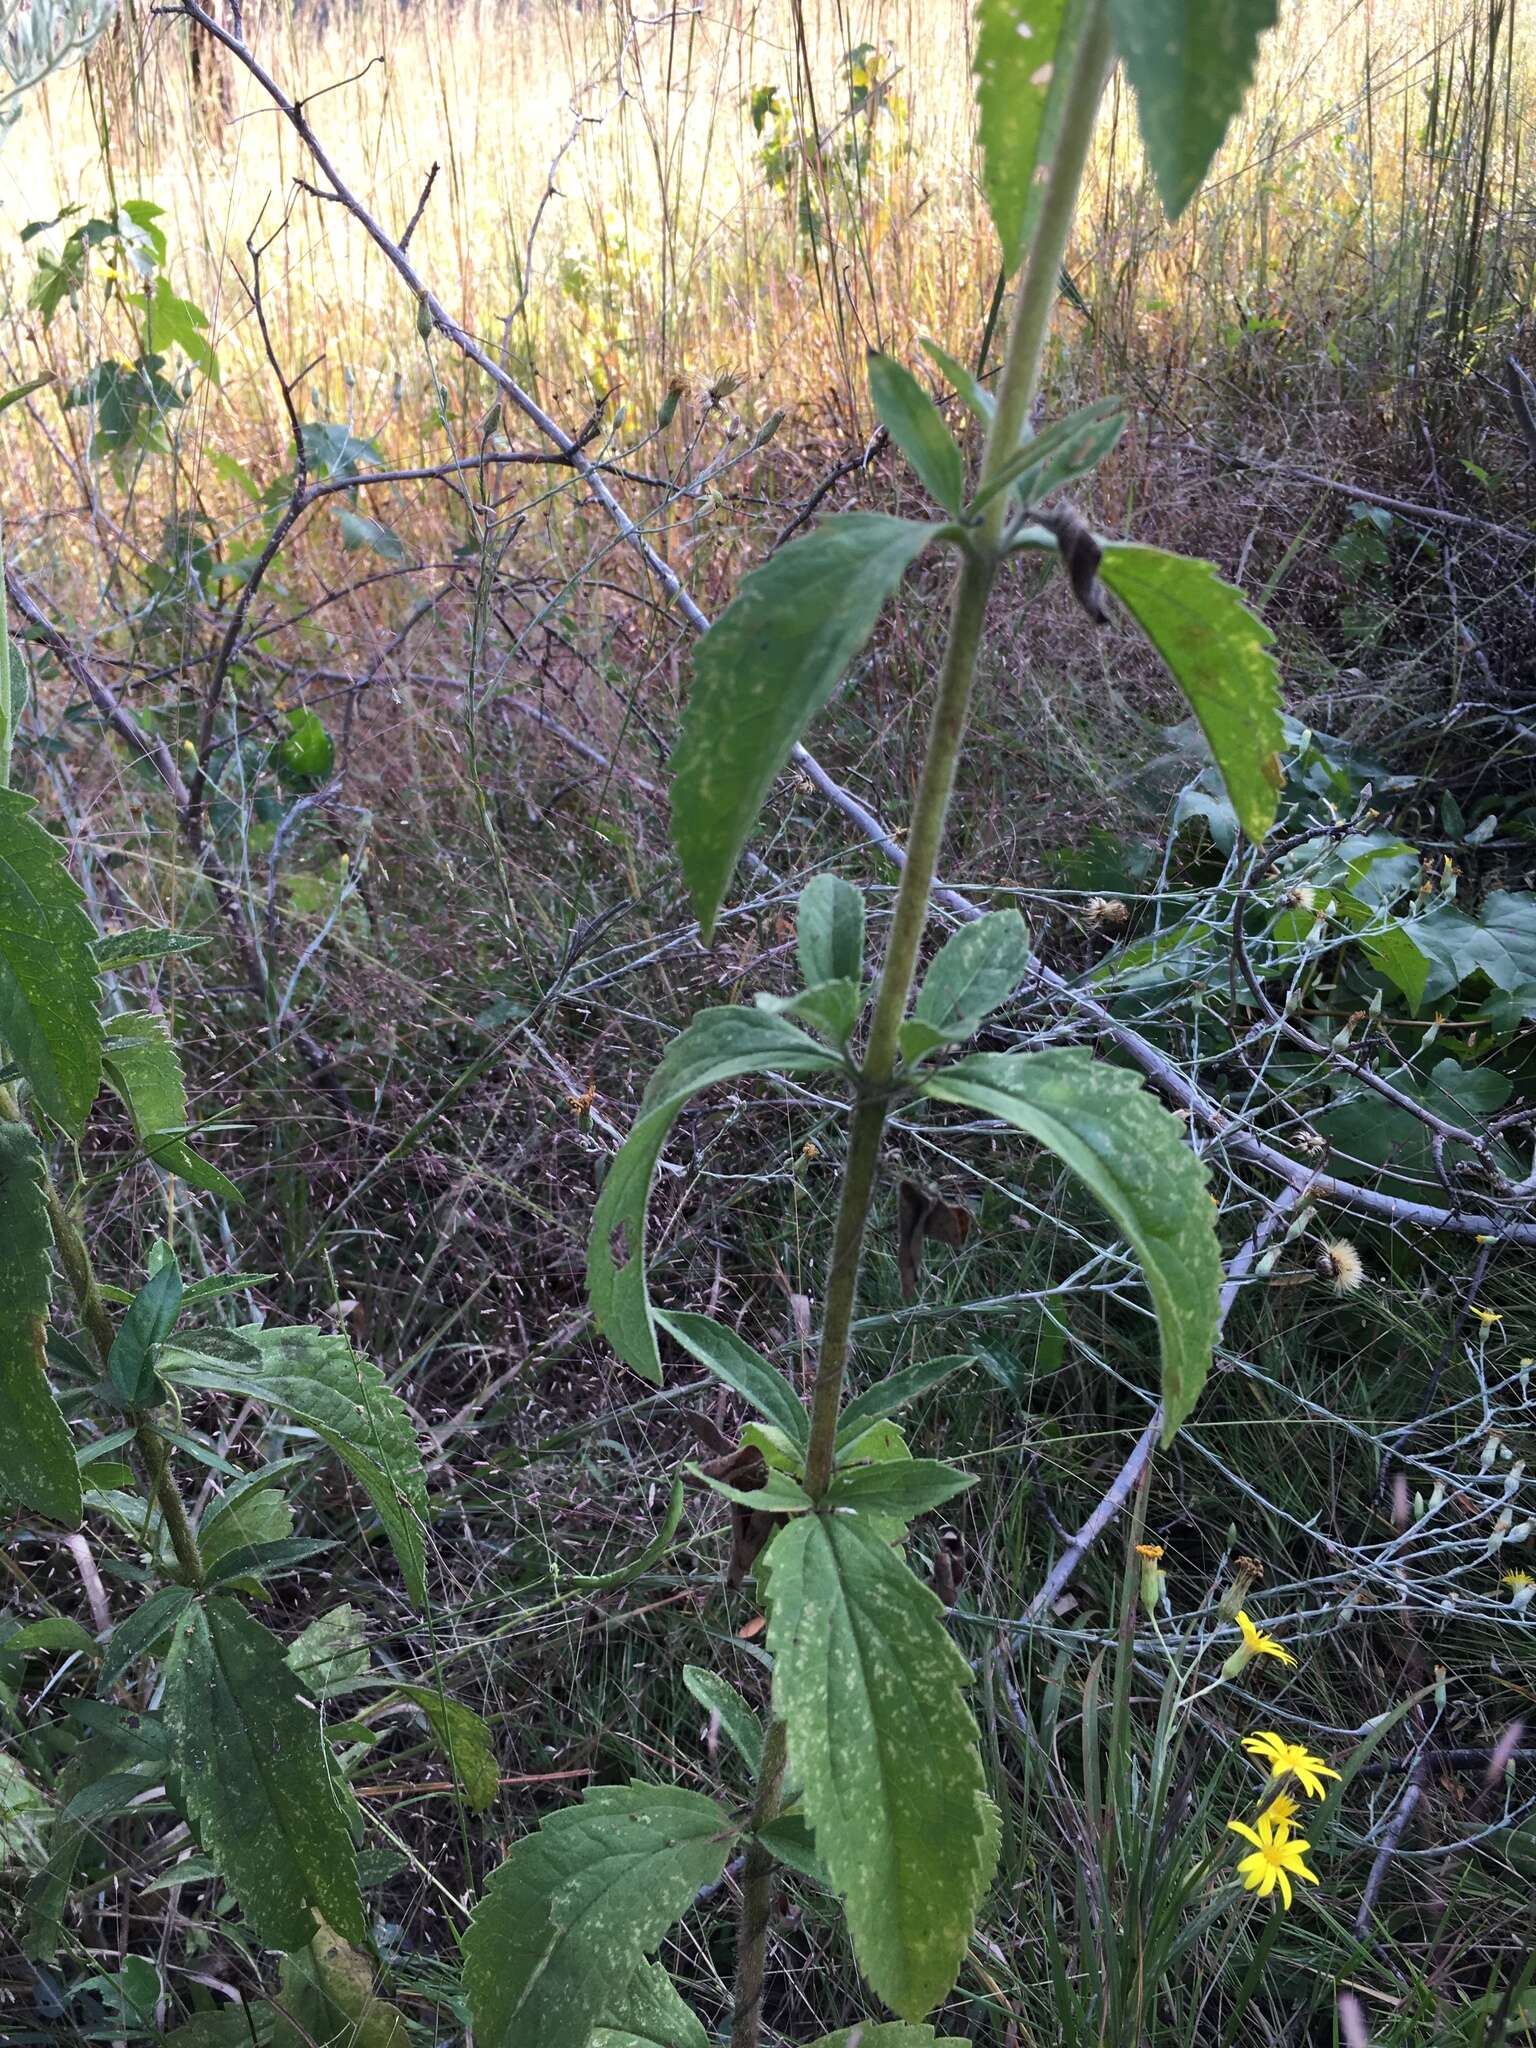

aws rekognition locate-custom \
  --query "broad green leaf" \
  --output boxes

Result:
[673,515,937,938]
[973,0,1074,271]
[0,1124,80,1525]
[99,1584,194,1690]
[589,1961,710,2048]
[160,1326,429,1606]
[3,1615,96,1663]
[913,908,1030,1041]
[286,1605,370,1700]
[587,1009,840,1382]
[681,1664,763,1773]
[0,790,102,1133]
[836,1355,974,1447]
[163,1597,365,1950]
[970,397,1125,515]
[689,1462,812,1513]
[754,1810,830,1884]
[798,873,866,987]
[107,1257,183,1407]
[394,1687,499,1811]
[1108,0,1280,220]
[919,338,995,425]
[1098,544,1283,842]
[866,353,965,513]
[334,509,405,562]
[102,1012,241,1203]
[656,1310,809,1448]
[824,1459,976,1522]
[461,1783,735,2048]
[199,1482,295,1573]
[756,978,863,1045]
[918,1051,1221,1438]
[271,1920,409,2048]
[140,276,219,381]
[762,1515,997,2019]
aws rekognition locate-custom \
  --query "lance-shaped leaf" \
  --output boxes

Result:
[0,790,102,1133]
[1109,0,1280,220]
[159,1327,429,1606]
[681,1665,763,1774]
[461,1783,735,2048]
[656,1310,808,1448]
[587,1008,841,1382]
[162,1596,365,1950]
[968,397,1125,517]
[909,908,1031,1053]
[390,1687,499,1811]
[824,1458,976,1523]
[672,515,938,939]
[271,1919,410,2048]
[102,1012,241,1203]
[1098,544,1283,842]
[761,1515,997,2019]
[973,0,1076,272]
[866,353,965,514]
[836,1355,974,1447]
[798,873,866,989]
[0,1123,80,1526]
[918,1051,1221,1438]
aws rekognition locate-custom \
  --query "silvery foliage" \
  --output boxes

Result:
[1,0,119,134]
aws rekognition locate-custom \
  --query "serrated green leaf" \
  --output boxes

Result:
[761,1516,997,2018]
[973,0,1075,271]
[163,1597,364,1950]
[825,1458,976,1522]
[680,1664,763,1773]
[918,339,995,425]
[0,1123,80,1526]
[918,1051,1220,1438]
[656,1310,809,1447]
[1109,0,1280,219]
[836,1356,974,1447]
[393,1686,499,1811]
[102,1011,241,1203]
[160,1326,429,1606]
[866,354,965,513]
[913,908,1030,1041]
[798,873,866,987]
[286,1605,370,1700]
[1098,544,1283,842]
[99,1584,194,1690]
[673,515,938,939]
[0,790,102,1133]
[462,1783,735,2048]
[589,1961,710,2048]
[587,1009,840,1382]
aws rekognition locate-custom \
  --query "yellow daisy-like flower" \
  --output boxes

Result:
[1227,1813,1320,1908]
[1242,1731,1341,1801]
[1503,1570,1535,1613]
[1220,1609,1297,1681]
[1257,1790,1300,1830]
[1472,1307,1503,1327]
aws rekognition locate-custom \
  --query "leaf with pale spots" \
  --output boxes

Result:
[393,1686,499,1811]
[587,1009,840,1383]
[461,1783,735,2048]
[159,1327,429,1605]
[1108,0,1281,220]
[162,1597,365,1951]
[589,1961,711,2048]
[0,790,102,1133]
[918,1051,1221,1438]
[974,0,1074,272]
[0,1123,80,1526]
[762,1514,998,2020]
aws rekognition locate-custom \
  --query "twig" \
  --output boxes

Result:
[399,161,439,252]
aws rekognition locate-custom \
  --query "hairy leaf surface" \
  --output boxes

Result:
[0,1122,80,1525]
[462,1783,734,2048]
[672,516,937,938]
[0,790,102,1132]
[163,1597,364,1949]
[587,1009,840,1382]
[1099,544,1283,842]
[919,1051,1221,1437]
[762,1515,997,2018]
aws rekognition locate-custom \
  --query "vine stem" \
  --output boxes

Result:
[730,10,1114,2044]
[0,1085,204,1584]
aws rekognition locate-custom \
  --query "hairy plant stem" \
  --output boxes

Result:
[729,14,1116,2042]
[0,1084,205,1584]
